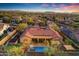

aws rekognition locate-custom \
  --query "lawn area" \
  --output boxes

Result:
[4,44,25,56]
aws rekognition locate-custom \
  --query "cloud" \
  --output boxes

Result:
[63,5,79,10]
[41,3,50,8]
[58,3,79,13]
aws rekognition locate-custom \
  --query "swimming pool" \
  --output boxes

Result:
[30,46,48,52]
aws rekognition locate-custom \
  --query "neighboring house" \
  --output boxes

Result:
[0,23,9,36]
[60,25,79,44]
[11,16,22,26]
[11,19,18,26]
[60,25,73,37]
[74,29,79,42]
[12,16,22,21]
[20,27,63,52]
[21,19,27,23]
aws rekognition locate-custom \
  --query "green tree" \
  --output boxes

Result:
[27,18,34,25]
[49,22,60,31]
[5,46,24,56]
[64,39,73,45]
[39,20,47,27]
[17,23,27,31]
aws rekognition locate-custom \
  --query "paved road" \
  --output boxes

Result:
[0,29,17,46]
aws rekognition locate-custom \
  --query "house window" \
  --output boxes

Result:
[32,38,38,43]
[39,39,45,43]
[47,39,51,42]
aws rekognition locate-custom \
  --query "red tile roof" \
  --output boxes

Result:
[21,27,62,40]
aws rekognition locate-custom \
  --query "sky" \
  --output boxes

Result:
[0,3,79,13]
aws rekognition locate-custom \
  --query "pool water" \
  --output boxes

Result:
[30,46,48,52]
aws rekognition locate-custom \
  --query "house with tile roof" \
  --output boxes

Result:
[20,27,63,52]
[0,23,9,36]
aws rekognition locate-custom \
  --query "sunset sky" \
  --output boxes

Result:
[0,3,79,13]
